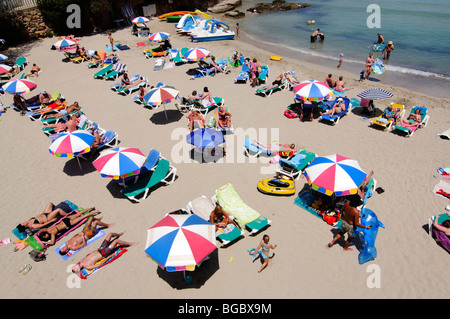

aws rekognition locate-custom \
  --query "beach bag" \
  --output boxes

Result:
[29,250,46,262]
[206,116,216,128]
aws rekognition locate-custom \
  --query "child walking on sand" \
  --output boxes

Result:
[337,53,344,69]
[256,234,277,273]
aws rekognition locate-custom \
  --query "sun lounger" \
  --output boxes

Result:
[214,183,271,235]
[14,57,28,71]
[117,77,148,95]
[234,56,251,83]
[189,96,224,115]
[213,106,233,133]
[276,149,317,180]
[187,195,245,247]
[243,137,274,158]
[255,80,286,97]
[93,63,114,79]
[371,103,405,131]
[168,48,188,64]
[319,97,352,125]
[103,63,127,80]
[121,158,176,203]
[258,65,269,83]
[393,106,430,137]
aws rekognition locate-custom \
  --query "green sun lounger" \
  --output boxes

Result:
[121,158,176,203]
[215,183,271,235]
[103,63,126,80]
[14,57,28,71]
[93,63,113,79]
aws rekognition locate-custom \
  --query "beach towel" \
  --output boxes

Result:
[136,42,146,47]
[332,89,349,96]
[438,128,450,139]
[437,168,450,180]
[76,247,127,279]
[106,43,120,51]
[433,180,450,199]
[54,227,105,260]
[117,45,130,50]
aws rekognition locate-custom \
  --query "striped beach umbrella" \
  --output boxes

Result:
[294,80,333,101]
[54,38,76,49]
[145,213,216,272]
[49,130,95,158]
[2,79,37,95]
[143,86,179,120]
[304,154,367,197]
[357,88,393,100]
[92,147,146,180]
[148,32,170,43]
[0,54,7,62]
[0,64,12,75]
[183,47,210,61]
[132,16,150,24]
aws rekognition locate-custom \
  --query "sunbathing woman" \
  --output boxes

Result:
[42,102,81,119]
[187,110,205,132]
[120,76,146,90]
[262,74,284,91]
[17,202,74,233]
[334,76,354,92]
[200,87,214,107]
[209,205,239,231]
[217,106,232,129]
[320,98,346,117]
[37,208,99,246]
[397,108,421,126]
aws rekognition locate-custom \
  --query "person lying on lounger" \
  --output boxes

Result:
[199,86,214,107]
[44,112,82,133]
[58,215,115,255]
[119,76,146,90]
[210,56,227,75]
[71,232,135,273]
[37,208,99,246]
[16,202,74,233]
[320,98,346,117]
[396,108,421,126]
[30,98,66,115]
[187,110,205,132]
[284,72,300,85]
[262,74,284,91]
[217,106,232,129]
[25,63,41,78]
[42,102,81,119]
[432,213,450,236]
[39,90,52,105]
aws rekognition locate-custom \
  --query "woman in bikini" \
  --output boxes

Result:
[16,202,73,232]
[365,52,373,80]
[217,106,232,129]
[37,208,98,246]
[320,98,346,117]
[256,234,277,273]
[209,205,238,231]
[397,108,421,126]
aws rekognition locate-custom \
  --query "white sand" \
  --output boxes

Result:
[0,15,449,299]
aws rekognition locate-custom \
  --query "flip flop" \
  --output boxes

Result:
[18,264,27,273]
[23,264,32,275]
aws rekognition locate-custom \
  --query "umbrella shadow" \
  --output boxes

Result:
[351,105,382,119]
[105,179,125,199]
[149,109,184,124]
[156,249,220,289]
[189,147,225,163]
[62,157,97,176]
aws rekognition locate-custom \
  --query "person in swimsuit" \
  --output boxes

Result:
[217,106,232,129]
[16,202,73,233]
[42,102,81,119]
[320,98,346,117]
[256,234,277,273]
[382,41,394,60]
[25,63,41,78]
[432,213,450,236]
[250,58,260,88]
[199,86,214,107]
[210,56,227,75]
[37,208,98,246]
[300,99,314,122]
[263,74,284,91]
[58,215,115,255]
[327,196,371,251]
[72,232,135,274]
[187,110,205,132]
[209,204,239,231]
[325,74,336,88]
[365,52,374,80]
[397,107,421,126]
[334,76,354,92]
[39,90,52,105]
[376,33,384,44]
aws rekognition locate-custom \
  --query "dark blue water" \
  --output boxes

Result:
[239,0,450,80]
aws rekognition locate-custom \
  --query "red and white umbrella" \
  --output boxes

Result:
[145,213,216,272]
[143,86,180,120]
[294,80,333,101]
[49,130,95,158]
[54,38,76,49]
[0,54,8,62]
[148,32,170,43]
[183,47,210,61]
[93,147,147,180]
[132,16,150,24]
[2,79,37,95]
[0,64,12,75]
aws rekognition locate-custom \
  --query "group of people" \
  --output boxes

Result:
[16,201,134,274]
[325,74,353,92]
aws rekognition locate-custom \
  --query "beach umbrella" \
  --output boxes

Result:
[186,128,225,149]
[0,64,12,75]
[183,47,210,61]
[49,130,95,158]
[294,80,333,101]
[357,88,393,100]
[54,38,76,49]
[145,213,216,272]
[92,147,146,180]
[304,154,367,197]
[0,54,7,62]
[148,32,170,43]
[1,78,37,95]
[143,86,179,120]
[132,16,150,24]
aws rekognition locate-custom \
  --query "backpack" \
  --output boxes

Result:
[29,250,46,262]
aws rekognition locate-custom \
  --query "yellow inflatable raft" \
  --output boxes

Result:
[257,178,296,196]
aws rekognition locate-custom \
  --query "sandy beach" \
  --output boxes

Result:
[0,13,449,301]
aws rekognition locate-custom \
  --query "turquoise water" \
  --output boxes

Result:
[239,0,450,80]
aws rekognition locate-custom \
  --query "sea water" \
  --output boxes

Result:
[236,0,450,98]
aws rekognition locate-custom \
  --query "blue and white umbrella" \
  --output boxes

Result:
[357,88,393,100]
[186,128,225,149]
[2,79,37,95]
[294,80,333,101]
[148,32,170,43]
[54,38,76,49]
[0,54,7,62]
[132,16,150,24]
[304,154,367,197]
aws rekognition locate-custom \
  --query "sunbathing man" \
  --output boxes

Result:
[217,106,232,129]
[39,90,52,105]
[13,94,27,115]
[210,56,227,75]
[37,208,99,246]
[25,63,41,78]
[16,201,73,233]
[284,72,300,86]
[119,76,146,90]
[72,232,135,274]
[42,101,81,119]
[334,76,354,92]
[45,112,82,133]
[320,98,346,117]
[187,110,205,132]
[59,215,115,256]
